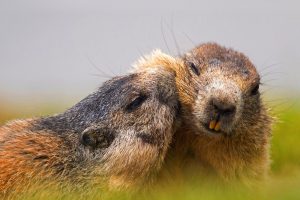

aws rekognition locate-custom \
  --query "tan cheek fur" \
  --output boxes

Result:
[100,104,176,190]
[105,141,161,190]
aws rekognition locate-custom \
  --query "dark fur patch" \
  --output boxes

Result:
[136,133,159,145]
[32,74,138,135]
[27,139,38,145]
[20,151,30,156]
[125,94,148,112]
[80,127,116,149]
[33,155,49,160]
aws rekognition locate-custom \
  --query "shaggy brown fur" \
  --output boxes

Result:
[134,44,273,186]
[0,65,180,197]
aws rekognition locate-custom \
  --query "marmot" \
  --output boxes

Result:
[134,43,273,185]
[0,65,180,196]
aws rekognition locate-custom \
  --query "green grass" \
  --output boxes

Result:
[1,99,300,199]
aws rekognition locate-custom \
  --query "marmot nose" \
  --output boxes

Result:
[212,98,236,116]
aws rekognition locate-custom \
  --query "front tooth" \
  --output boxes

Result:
[209,120,216,129]
[214,121,221,131]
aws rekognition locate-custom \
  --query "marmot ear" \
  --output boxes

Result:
[80,127,115,149]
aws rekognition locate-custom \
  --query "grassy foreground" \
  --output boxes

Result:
[0,98,300,200]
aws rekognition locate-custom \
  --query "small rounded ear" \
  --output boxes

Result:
[80,127,115,149]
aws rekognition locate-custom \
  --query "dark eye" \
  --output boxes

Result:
[188,62,200,76]
[250,84,260,96]
[126,95,147,112]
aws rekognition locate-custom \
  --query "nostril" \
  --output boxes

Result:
[212,100,236,116]
[222,106,236,115]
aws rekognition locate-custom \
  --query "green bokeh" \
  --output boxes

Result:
[1,99,300,200]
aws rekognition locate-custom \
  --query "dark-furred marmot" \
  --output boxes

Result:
[0,64,180,196]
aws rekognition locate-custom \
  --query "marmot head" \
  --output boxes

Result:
[79,66,179,149]
[34,55,180,190]
[76,63,180,189]
[179,43,269,137]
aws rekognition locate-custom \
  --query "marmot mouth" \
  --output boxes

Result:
[208,119,221,132]
[208,114,222,132]
[203,123,224,135]
[201,114,227,135]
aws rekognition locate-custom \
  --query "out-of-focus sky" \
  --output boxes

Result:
[1,0,299,103]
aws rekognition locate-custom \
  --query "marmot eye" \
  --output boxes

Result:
[126,95,147,112]
[188,62,200,76]
[250,84,260,96]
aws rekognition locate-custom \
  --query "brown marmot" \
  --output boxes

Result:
[0,65,180,196]
[134,43,273,185]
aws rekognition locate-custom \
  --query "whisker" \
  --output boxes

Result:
[160,17,171,55]
[169,16,182,56]
[89,73,112,79]
[259,62,281,73]
[261,78,279,84]
[85,54,113,78]
[182,31,197,47]
[261,71,286,78]
[271,101,298,115]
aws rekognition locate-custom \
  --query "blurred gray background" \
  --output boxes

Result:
[1,0,299,105]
